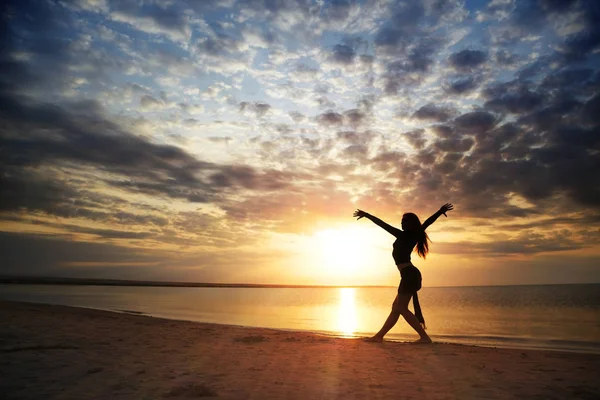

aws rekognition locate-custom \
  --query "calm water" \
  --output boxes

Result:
[1,284,599,353]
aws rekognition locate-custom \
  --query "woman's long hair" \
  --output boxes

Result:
[403,213,430,259]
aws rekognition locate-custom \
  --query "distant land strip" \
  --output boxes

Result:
[0,276,393,289]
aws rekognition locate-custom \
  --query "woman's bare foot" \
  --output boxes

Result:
[411,337,433,344]
[363,336,384,343]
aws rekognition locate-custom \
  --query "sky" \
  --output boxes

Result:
[1,0,599,287]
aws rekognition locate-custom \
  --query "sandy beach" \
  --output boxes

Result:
[1,301,599,400]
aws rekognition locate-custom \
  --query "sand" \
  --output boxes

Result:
[1,301,599,400]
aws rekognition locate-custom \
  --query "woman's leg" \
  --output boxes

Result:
[397,293,432,343]
[366,293,431,343]
[365,295,402,341]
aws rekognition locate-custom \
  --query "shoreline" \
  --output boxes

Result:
[4,299,599,355]
[2,300,600,399]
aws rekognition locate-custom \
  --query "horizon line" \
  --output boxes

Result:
[0,275,598,289]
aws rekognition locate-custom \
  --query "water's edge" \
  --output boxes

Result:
[6,299,599,355]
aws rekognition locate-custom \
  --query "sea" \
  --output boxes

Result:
[1,283,599,354]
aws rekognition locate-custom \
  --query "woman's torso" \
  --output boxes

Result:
[392,231,418,265]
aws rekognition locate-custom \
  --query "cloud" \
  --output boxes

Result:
[448,49,487,71]
[239,101,272,118]
[0,231,165,278]
[140,95,165,110]
[493,49,518,65]
[541,69,594,91]
[404,129,426,149]
[0,92,297,210]
[330,44,356,65]
[322,0,355,22]
[374,1,425,53]
[435,234,584,257]
[380,37,442,94]
[70,0,110,13]
[343,109,367,126]
[453,111,497,134]
[208,136,233,144]
[413,103,456,122]
[109,2,191,43]
[484,89,544,114]
[582,94,600,126]
[289,111,306,123]
[317,111,344,126]
[430,125,454,138]
[444,76,479,94]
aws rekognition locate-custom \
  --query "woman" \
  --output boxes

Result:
[353,203,453,343]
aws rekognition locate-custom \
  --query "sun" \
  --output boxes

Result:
[315,227,370,274]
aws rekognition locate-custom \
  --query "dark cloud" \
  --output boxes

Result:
[336,131,376,152]
[445,76,479,94]
[494,50,518,66]
[0,170,81,216]
[431,137,474,153]
[343,109,367,126]
[289,111,305,123]
[386,86,600,216]
[209,166,290,191]
[454,111,497,134]
[0,92,296,215]
[239,101,271,118]
[0,231,165,278]
[430,125,454,138]
[109,0,190,41]
[237,0,315,31]
[0,0,124,96]
[499,0,578,39]
[316,96,336,109]
[517,97,583,132]
[413,103,456,122]
[582,94,600,126]
[196,32,247,57]
[404,129,426,150]
[435,234,583,257]
[140,95,164,110]
[517,57,554,81]
[341,144,369,160]
[317,111,343,126]
[381,38,441,94]
[448,49,487,71]
[357,95,376,113]
[499,0,598,64]
[374,1,452,95]
[294,62,319,77]
[484,89,544,115]
[331,44,356,65]
[541,69,594,91]
[323,0,354,22]
[374,1,425,53]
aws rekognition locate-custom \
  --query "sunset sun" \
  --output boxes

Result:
[316,228,371,274]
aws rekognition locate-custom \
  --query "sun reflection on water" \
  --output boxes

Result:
[337,288,357,337]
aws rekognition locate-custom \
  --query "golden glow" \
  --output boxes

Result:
[337,288,357,337]
[315,228,371,274]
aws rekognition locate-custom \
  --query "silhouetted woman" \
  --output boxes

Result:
[353,203,453,343]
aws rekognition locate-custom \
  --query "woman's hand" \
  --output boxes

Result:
[353,209,369,220]
[439,203,454,217]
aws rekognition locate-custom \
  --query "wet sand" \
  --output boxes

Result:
[1,300,599,399]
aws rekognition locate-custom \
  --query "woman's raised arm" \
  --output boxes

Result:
[422,203,453,231]
[354,209,402,237]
